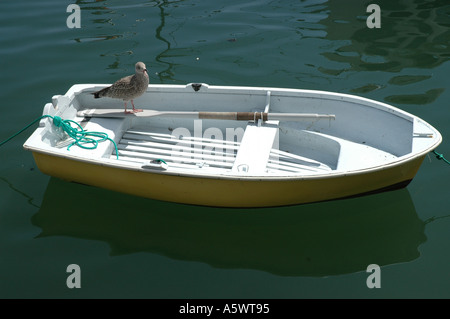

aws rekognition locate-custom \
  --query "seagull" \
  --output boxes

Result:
[92,62,149,113]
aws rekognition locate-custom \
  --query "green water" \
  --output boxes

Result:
[1,0,450,299]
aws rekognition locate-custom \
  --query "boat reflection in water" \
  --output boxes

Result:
[32,177,426,277]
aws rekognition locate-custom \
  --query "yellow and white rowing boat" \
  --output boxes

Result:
[23,83,442,207]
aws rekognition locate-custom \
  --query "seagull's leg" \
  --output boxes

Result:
[124,101,134,114]
[131,100,143,113]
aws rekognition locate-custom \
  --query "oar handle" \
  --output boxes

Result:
[198,112,270,121]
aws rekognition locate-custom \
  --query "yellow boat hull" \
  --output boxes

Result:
[32,151,424,207]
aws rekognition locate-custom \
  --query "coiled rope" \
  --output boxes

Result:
[0,115,119,159]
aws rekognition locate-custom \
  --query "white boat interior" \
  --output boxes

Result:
[32,83,440,178]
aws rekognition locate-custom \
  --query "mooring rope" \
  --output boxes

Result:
[0,115,119,159]
[432,150,450,166]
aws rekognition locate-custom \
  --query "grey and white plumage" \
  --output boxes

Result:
[92,62,149,113]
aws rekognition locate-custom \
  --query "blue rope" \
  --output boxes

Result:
[0,115,119,159]
[432,150,450,166]
[0,115,49,147]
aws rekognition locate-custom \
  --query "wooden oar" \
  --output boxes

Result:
[77,108,335,121]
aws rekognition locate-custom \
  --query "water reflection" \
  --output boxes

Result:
[32,177,426,277]
[323,0,450,72]
[155,0,182,82]
[69,0,450,92]
[320,0,450,103]
[0,176,40,209]
[72,0,182,81]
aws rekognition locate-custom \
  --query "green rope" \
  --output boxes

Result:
[154,159,167,165]
[0,115,49,148]
[432,150,450,166]
[0,115,119,159]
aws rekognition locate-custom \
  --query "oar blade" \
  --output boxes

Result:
[77,109,162,118]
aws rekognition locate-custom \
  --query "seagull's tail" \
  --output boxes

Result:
[92,87,109,99]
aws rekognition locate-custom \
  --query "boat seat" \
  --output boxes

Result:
[232,121,279,174]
